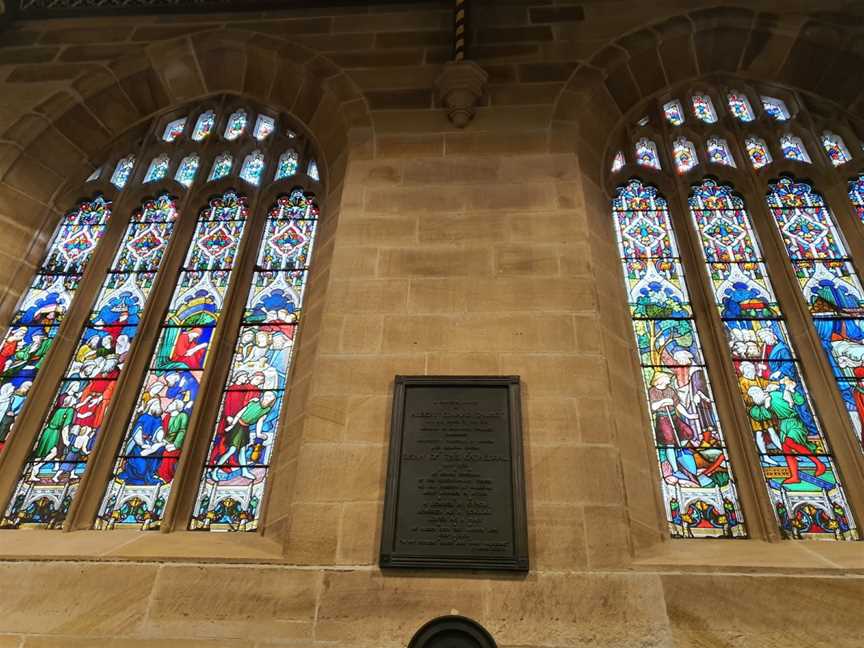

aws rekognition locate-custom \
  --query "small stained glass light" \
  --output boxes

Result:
[635,137,661,170]
[636,115,650,127]
[307,159,320,181]
[144,154,170,184]
[611,151,626,174]
[110,155,135,189]
[208,152,233,182]
[663,100,685,126]
[239,150,266,185]
[162,117,187,142]
[672,137,698,174]
[727,91,755,122]
[253,114,276,141]
[224,109,247,141]
[175,154,200,188]
[286,129,298,139]
[192,110,216,142]
[761,96,790,121]
[821,132,852,167]
[780,134,811,163]
[706,137,736,167]
[744,136,772,169]
[86,167,101,182]
[691,94,718,124]
[275,150,299,180]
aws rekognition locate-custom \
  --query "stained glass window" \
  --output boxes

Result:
[780,135,811,163]
[192,110,215,142]
[191,190,319,531]
[111,155,135,189]
[275,150,299,180]
[208,152,232,182]
[663,100,685,126]
[239,150,265,186]
[253,115,276,141]
[636,116,650,127]
[612,179,745,538]
[762,97,790,121]
[850,174,864,225]
[821,132,852,167]
[692,94,718,124]
[87,167,101,183]
[745,136,772,169]
[672,138,698,174]
[175,154,199,188]
[144,154,170,184]
[224,109,247,141]
[611,151,626,174]
[690,178,856,540]
[307,159,320,182]
[2,195,179,529]
[96,190,250,530]
[0,196,111,456]
[707,137,736,167]
[162,118,187,142]
[728,91,755,122]
[768,177,864,465]
[635,138,661,170]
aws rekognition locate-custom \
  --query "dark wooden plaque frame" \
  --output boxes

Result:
[380,375,528,571]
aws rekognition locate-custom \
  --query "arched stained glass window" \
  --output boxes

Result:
[727,91,755,122]
[192,110,215,142]
[762,97,790,121]
[87,167,101,183]
[144,154,170,184]
[690,179,856,540]
[163,118,187,142]
[175,154,199,188]
[706,137,735,167]
[96,190,250,530]
[111,155,135,189]
[612,179,745,538]
[208,152,232,182]
[253,115,275,141]
[663,100,685,126]
[307,159,320,182]
[745,137,772,169]
[635,138,661,170]
[0,196,111,454]
[611,151,625,174]
[672,137,698,174]
[239,150,265,186]
[821,132,852,166]
[275,150,299,180]
[692,95,718,124]
[850,175,864,225]
[224,110,247,141]
[191,189,319,531]
[766,177,864,458]
[780,135,811,163]
[2,195,179,529]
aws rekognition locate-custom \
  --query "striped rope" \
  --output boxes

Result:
[454,0,466,61]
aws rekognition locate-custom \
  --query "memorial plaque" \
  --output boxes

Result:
[380,376,528,571]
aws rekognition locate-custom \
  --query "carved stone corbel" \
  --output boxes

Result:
[435,60,488,129]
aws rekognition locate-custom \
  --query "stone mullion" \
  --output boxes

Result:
[65,97,230,531]
[666,175,776,541]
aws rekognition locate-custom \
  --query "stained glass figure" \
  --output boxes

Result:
[672,137,698,174]
[2,195,179,529]
[850,174,864,226]
[745,136,772,169]
[768,176,864,467]
[611,151,626,174]
[192,110,215,142]
[691,94,718,124]
[253,115,276,141]
[162,117,187,142]
[307,159,320,181]
[208,152,232,182]
[690,179,857,540]
[110,155,135,189]
[87,167,101,183]
[663,100,685,126]
[821,132,852,167]
[224,109,247,141]
[175,154,199,188]
[0,196,111,457]
[612,179,745,539]
[707,137,736,167]
[96,191,250,531]
[727,91,755,122]
[275,151,299,181]
[762,97,790,121]
[239,150,265,186]
[191,189,319,532]
[635,138,661,170]
[143,154,170,184]
[780,135,812,163]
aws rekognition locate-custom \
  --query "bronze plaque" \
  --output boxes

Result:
[380,376,528,571]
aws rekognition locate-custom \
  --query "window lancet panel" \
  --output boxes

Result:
[175,154,200,188]
[706,137,735,167]
[727,91,755,122]
[692,95,718,124]
[821,132,852,166]
[672,138,698,174]
[192,110,215,142]
[745,137,772,169]
[664,100,685,126]
[635,138,661,170]
[780,135,811,163]
[612,179,746,539]
[111,156,135,189]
